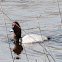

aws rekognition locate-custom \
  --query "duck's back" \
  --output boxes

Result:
[21,34,48,43]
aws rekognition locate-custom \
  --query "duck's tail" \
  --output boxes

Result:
[47,37,51,40]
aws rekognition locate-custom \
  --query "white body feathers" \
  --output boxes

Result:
[20,34,48,43]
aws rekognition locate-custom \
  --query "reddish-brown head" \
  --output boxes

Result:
[12,21,20,30]
[12,21,21,38]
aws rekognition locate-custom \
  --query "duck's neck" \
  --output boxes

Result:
[14,33,16,37]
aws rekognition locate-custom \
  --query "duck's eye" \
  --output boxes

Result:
[12,25,17,31]
[12,26,14,30]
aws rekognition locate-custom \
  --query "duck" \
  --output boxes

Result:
[10,21,50,44]
[10,21,50,59]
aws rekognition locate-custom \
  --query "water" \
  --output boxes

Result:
[0,0,62,62]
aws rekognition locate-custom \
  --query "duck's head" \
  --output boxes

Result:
[10,21,20,32]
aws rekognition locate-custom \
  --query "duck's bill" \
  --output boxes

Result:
[9,29,14,32]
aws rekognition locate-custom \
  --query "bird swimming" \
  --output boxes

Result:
[10,21,50,44]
